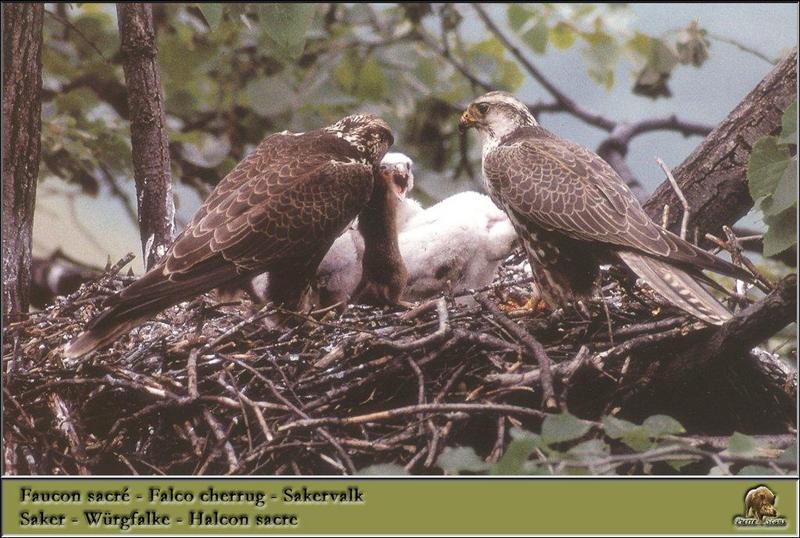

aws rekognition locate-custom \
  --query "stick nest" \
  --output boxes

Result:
[3,254,795,475]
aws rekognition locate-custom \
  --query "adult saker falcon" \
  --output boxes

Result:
[459,91,754,325]
[65,114,395,358]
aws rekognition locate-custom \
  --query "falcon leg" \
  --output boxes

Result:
[264,268,315,324]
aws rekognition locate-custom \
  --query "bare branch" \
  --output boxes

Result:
[656,274,797,388]
[597,117,713,197]
[656,158,691,240]
[476,294,557,409]
[472,3,616,131]
[117,4,175,269]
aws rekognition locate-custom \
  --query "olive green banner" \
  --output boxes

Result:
[1,478,796,535]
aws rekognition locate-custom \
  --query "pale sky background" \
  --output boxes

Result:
[33,3,799,274]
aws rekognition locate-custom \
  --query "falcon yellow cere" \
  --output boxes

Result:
[283,486,365,503]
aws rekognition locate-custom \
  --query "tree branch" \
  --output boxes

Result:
[117,3,175,269]
[2,4,44,319]
[658,274,797,388]
[596,116,714,196]
[472,3,616,131]
[643,48,797,250]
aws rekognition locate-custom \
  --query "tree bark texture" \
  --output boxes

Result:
[2,3,44,318]
[117,3,175,270]
[643,48,797,251]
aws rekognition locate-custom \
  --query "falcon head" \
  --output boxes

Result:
[328,113,394,163]
[459,91,537,141]
[378,152,414,199]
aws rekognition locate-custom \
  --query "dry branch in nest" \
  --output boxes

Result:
[2,250,796,476]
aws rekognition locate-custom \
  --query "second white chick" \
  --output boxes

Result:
[400,191,518,301]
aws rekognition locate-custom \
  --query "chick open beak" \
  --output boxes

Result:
[459,109,476,132]
[379,164,410,199]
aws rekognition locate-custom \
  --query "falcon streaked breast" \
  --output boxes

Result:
[459,91,753,325]
[65,114,394,357]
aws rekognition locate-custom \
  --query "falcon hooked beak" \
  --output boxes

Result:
[458,108,478,132]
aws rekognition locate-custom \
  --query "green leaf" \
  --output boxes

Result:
[492,436,539,475]
[550,22,576,50]
[498,60,524,91]
[244,75,296,117]
[355,55,388,100]
[602,415,638,439]
[761,158,797,217]
[257,4,316,60]
[763,207,797,257]
[357,463,408,475]
[619,428,653,452]
[507,4,533,33]
[572,4,597,19]
[415,57,438,87]
[724,431,759,457]
[778,100,797,145]
[651,39,679,73]
[666,458,698,472]
[748,136,791,200]
[334,51,358,92]
[198,4,224,30]
[471,37,506,61]
[642,415,686,438]
[626,32,652,58]
[522,18,549,55]
[566,439,609,457]
[509,427,541,442]
[437,446,490,475]
[541,412,591,444]
[581,32,619,90]
[632,37,679,99]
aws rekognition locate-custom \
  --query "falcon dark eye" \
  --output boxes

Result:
[476,103,489,114]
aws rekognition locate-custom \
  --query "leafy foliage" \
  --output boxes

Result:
[504,4,710,95]
[39,3,726,204]
[436,412,795,475]
[747,101,797,257]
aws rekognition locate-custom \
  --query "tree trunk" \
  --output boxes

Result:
[2,4,44,319]
[117,3,175,270]
[643,48,797,250]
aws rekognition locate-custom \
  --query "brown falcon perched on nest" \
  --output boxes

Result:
[459,91,754,325]
[65,114,396,358]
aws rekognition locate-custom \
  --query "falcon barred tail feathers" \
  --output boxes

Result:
[65,114,394,358]
[64,262,239,358]
[617,251,731,325]
[460,90,755,326]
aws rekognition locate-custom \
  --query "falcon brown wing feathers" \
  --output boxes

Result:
[485,128,752,282]
[65,116,393,358]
